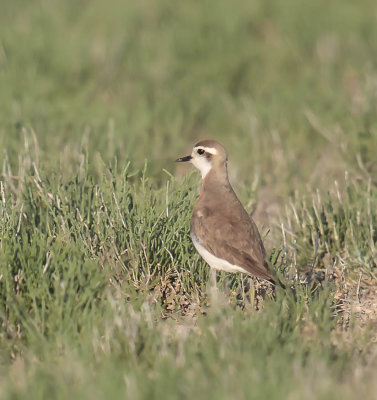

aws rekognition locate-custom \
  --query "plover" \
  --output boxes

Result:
[176,140,277,285]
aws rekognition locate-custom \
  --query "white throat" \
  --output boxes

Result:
[191,156,212,178]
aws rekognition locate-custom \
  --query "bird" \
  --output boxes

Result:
[176,140,279,286]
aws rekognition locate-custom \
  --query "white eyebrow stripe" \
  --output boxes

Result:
[194,146,218,155]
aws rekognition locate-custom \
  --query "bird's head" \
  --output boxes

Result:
[176,140,228,178]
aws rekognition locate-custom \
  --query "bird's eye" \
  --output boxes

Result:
[197,149,205,155]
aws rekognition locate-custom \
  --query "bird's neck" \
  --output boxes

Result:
[200,166,231,194]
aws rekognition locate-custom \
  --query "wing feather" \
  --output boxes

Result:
[191,205,273,281]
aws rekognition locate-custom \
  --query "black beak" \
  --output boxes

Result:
[175,155,192,162]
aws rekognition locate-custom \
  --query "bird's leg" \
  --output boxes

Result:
[248,277,256,307]
[208,268,218,303]
[240,275,254,308]
[240,276,246,305]
[210,269,217,287]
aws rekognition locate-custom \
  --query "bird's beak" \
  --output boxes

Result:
[175,155,192,162]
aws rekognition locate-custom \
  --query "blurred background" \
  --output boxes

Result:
[1,0,377,194]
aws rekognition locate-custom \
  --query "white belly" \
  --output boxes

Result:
[191,233,248,274]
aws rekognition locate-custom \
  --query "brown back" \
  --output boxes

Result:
[190,166,273,282]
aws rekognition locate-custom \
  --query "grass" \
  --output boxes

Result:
[0,0,377,398]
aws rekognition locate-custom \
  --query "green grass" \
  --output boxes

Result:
[1,0,377,398]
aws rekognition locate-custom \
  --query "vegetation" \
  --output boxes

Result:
[0,0,376,398]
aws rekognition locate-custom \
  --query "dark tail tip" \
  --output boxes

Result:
[267,276,286,290]
[276,278,286,290]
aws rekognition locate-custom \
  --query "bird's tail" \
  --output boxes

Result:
[267,276,286,290]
